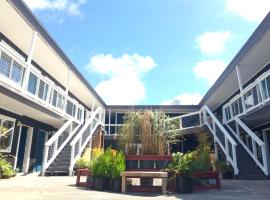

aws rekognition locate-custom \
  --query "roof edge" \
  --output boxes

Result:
[199,12,270,108]
[10,0,106,107]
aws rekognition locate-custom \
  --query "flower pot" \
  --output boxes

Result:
[140,160,154,169]
[94,177,104,190]
[176,176,193,194]
[87,176,95,188]
[112,178,121,193]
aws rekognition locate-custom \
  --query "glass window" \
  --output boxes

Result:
[38,80,45,100]
[27,72,38,94]
[11,61,24,84]
[0,52,12,77]
[66,100,73,116]
[0,116,15,153]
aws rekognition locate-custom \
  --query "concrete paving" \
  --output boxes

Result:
[0,174,270,200]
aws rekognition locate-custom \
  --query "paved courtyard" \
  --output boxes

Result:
[0,174,270,200]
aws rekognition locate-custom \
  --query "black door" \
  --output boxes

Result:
[33,130,46,172]
[16,126,28,172]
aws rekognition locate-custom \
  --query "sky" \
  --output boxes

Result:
[23,0,270,105]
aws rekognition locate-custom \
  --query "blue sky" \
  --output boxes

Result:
[23,0,270,105]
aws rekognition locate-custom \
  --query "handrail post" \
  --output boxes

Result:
[41,146,49,176]
[225,138,229,162]
[232,145,238,175]
[261,145,269,175]
[252,139,257,160]
[69,145,75,176]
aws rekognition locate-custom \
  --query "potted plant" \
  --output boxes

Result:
[111,150,126,192]
[0,154,16,179]
[92,149,111,191]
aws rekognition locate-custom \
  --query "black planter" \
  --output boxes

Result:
[94,177,104,191]
[87,176,95,188]
[222,171,234,179]
[176,176,193,194]
[126,160,138,170]
[112,178,121,193]
[140,160,154,169]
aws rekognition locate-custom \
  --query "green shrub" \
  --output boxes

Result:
[0,154,16,179]
[92,148,126,178]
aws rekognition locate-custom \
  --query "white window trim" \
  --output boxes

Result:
[0,114,16,153]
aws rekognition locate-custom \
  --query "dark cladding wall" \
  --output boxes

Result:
[0,108,56,171]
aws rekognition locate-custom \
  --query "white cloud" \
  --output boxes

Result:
[162,93,203,105]
[195,31,232,55]
[193,60,227,85]
[87,53,156,105]
[23,0,86,16]
[224,0,270,22]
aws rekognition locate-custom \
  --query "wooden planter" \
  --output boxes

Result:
[76,169,94,187]
[168,171,221,192]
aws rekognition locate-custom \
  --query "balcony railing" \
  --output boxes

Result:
[0,40,84,123]
[223,66,270,123]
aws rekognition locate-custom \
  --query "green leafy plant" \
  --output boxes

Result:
[0,154,16,179]
[92,148,126,178]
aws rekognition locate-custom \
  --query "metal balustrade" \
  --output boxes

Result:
[69,107,104,175]
[42,119,80,175]
[0,41,84,124]
[226,118,269,175]
[222,66,270,123]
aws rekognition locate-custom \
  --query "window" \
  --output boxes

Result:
[11,61,24,84]
[66,100,73,116]
[0,52,12,77]
[0,115,15,153]
[77,108,82,121]
[38,80,49,101]
[27,72,38,94]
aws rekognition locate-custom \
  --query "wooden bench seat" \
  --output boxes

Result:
[121,171,168,195]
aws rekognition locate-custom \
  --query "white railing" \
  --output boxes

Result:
[167,106,239,175]
[226,118,269,175]
[167,111,203,131]
[69,107,103,175]
[223,65,270,123]
[41,119,80,175]
[203,106,239,175]
[0,40,84,124]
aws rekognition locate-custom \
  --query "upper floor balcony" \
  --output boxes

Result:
[0,40,84,124]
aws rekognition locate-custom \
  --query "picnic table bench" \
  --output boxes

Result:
[121,171,168,195]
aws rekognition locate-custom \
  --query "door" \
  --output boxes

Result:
[16,126,28,172]
[33,130,47,172]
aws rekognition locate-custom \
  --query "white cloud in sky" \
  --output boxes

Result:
[162,93,203,105]
[195,31,232,55]
[193,60,227,85]
[224,0,270,22]
[87,53,156,105]
[23,0,86,16]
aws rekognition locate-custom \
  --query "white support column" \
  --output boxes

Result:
[22,30,37,92]
[236,65,246,113]
[108,109,111,135]
[64,68,71,113]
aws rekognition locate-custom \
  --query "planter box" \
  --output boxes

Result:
[168,171,221,192]
[76,169,93,187]
[126,155,171,171]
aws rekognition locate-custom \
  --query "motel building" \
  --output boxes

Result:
[1,0,270,180]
